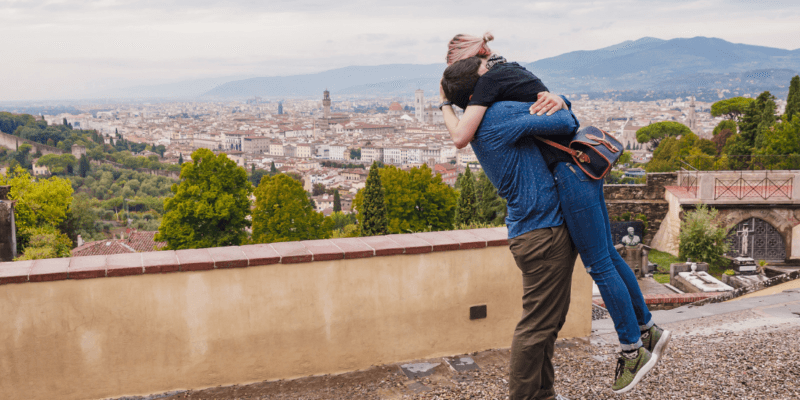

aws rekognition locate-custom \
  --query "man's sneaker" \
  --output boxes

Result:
[611,347,657,394]
[641,324,672,362]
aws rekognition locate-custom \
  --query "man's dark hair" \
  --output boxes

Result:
[441,56,482,109]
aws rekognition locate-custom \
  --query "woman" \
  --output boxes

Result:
[439,32,671,395]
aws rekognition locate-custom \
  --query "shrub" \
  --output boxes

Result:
[678,204,730,269]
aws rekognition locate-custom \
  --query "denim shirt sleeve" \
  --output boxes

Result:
[488,100,579,147]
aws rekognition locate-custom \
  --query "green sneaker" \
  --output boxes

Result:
[642,325,672,362]
[611,347,657,394]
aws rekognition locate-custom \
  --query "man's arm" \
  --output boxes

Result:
[493,100,579,146]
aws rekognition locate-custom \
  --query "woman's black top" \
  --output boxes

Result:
[468,62,574,170]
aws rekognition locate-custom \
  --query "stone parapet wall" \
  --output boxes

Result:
[0,130,64,156]
[604,173,676,245]
[0,228,592,400]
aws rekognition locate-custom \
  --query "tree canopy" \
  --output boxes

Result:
[0,166,74,254]
[455,166,477,226]
[710,97,754,120]
[636,121,693,151]
[155,148,252,249]
[252,173,332,243]
[355,162,388,236]
[785,75,800,122]
[356,164,457,234]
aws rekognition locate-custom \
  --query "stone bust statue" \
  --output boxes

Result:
[621,227,641,247]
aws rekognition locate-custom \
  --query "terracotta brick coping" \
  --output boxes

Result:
[593,292,718,308]
[0,227,510,286]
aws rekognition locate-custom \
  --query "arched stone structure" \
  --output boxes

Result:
[716,208,797,262]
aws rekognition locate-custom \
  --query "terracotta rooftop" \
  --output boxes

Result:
[71,231,166,257]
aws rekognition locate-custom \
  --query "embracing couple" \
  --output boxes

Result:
[438,33,672,400]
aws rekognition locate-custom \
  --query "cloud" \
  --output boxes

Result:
[1,0,800,100]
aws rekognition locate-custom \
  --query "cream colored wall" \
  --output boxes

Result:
[0,247,591,400]
[793,224,800,260]
[651,190,681,256]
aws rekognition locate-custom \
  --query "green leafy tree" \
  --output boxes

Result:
[711,120,737,155]
[785,75,800,122]
[333,190,342,212]
[678,204,730,269]
[355,162,388,236]
[0,166,73,253]
[156,148,252,249]
[475,170,506,226]
[739,91,777,149]
[349,148,361,160]
[454,166,477,226]
[710,97,754,120]
[252,174,332,243]
[636,121,693,151]
[356,164,457,233]
[249,168,268,187]
[15,226,73,260]
[78,154,91,177]
[312,183,326,196]
[35,153,77,175]
[752,117,800,169]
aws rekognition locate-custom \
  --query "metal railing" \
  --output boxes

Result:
[714,175,793,200]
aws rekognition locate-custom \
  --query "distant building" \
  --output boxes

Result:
[71,144,86,159]
[388,102,404,116]
[323,89,331,119]
[71,230,167,257]
[415,89,425,122]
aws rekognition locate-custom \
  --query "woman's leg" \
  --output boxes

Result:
[597,185,654,330]
[552,162,641,350]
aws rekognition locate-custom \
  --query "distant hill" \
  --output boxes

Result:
[528,37,800,97]
[77,36,800,102]
[201,37,800,101]
[201,64,445,99]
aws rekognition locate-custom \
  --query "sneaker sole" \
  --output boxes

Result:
[611,353,658,395]
[652,329,672,361]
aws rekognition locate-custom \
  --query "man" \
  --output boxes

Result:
[444,98,578,400]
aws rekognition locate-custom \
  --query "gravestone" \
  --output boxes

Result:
[610,221,645,247]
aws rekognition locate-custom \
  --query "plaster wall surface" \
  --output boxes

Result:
[650,190,682,255]
[0,244,591,400]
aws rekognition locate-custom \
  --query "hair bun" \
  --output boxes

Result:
[483,32,494,43]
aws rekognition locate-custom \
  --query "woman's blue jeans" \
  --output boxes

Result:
[553,162,653,350]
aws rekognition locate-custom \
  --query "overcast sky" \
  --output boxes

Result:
[2,0,799,102]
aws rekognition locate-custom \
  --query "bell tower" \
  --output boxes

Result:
[415,89,424,122]
[323,89,331,119]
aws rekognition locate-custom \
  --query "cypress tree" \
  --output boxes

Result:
[178,153,184,165]
[475,170,506,226]
[78,154,90,178]
[454,165,477,226]
[786,75,800,122]
[361,161,388,236]
[270,161,277,174]
[333,190,342,212]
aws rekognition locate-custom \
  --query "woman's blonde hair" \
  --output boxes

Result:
[446,32,494,66]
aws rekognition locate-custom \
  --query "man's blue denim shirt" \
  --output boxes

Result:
[469,100,579,239]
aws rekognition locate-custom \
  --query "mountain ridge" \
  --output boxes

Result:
[89,36,800,101]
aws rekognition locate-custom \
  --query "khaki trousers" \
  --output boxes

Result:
[507,224,577,400]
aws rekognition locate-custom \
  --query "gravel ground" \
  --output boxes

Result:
[130,313,800,400]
